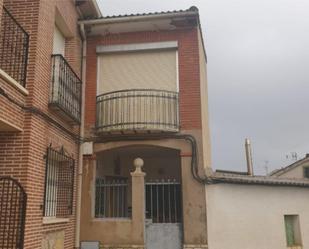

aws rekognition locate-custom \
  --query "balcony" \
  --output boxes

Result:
[96,89,179,133]
[49,54,82,124]
[0,7,29,86]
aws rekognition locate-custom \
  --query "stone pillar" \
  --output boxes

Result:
[181,155,208,248]
[131,158,146,247]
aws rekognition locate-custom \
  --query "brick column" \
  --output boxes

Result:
[131,158,146,247]
[0,0,3,27]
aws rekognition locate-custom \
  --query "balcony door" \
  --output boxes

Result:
[53,25,65,55]
[96,42,179,133]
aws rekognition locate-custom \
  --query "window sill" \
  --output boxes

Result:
[92,218,131,222]
[42,217,70,225]
[0,69,28,96]
[287,246,302,249]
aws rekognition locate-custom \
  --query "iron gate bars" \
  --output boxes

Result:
[145,180,182,223]
[96,89,179,133]
[0,7,29,86]
[49,54,82,124]
[95,178,129,218]
[0,177,27,249]
[43,146,75,218]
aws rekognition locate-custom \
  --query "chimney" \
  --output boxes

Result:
[245,138,254,176]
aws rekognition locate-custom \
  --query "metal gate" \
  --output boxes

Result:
[145,180,182,249]
[0,177,27,249]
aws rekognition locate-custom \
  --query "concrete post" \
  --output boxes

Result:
[130,158,146,246]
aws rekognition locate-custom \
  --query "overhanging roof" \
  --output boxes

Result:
[78,6,200,36]
[76,0,102,19]
[208,171,309,188]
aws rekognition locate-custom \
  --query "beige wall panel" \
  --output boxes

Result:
[42,230,65,249]
[97,50,177,94]
[275,161,309,179]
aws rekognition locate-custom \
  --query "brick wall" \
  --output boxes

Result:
[0,77,26,130]
[84,28,202,134]
[0,0,82,248]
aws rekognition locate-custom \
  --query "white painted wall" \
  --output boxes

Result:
[206,184,309,249]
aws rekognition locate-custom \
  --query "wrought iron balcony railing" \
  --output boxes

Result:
[49,54,82,124]
[0,7,29,86]
[96,89,179,133]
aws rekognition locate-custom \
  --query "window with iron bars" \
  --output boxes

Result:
[0,7,29,86]
[43,146,74,217]
[95,176,130,218]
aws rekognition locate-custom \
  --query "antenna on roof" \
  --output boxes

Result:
[286,152,298,162]
[264,160,269,175]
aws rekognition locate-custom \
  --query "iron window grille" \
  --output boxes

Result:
[95,177,129,218]
[43,146,75,218]
[0,7,29,86]
[49,54,82,124]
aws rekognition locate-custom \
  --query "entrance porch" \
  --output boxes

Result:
[80,141,207,249]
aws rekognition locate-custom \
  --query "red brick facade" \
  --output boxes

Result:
[84,28,203,133]
[0,0,83,248]
[0,2,207,248]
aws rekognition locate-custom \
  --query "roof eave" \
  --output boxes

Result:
[76,0,102,19]
[78,10,199,26]
[208,175,309,188]
[90,0,102,18]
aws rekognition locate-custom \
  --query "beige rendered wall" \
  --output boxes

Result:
[80,131,208,246]
[276,161,309,179]
[198,29,212,171]
[206,184,309,249]
[278,166,306,179]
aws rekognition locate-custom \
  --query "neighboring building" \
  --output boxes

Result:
[205,169,309,249]
[79,6,210,249]
[0,1,100,249]
[270,155,309,179]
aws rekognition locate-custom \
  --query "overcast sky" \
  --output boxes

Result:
[97,0,309,175]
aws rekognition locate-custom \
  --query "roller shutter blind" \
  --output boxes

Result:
[97,49,177,95]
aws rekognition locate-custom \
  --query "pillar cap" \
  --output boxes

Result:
[132,157,145,175]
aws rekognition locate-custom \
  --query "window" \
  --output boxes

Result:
[0,7,29,86]
[284,215,302,247]
[95,176,129,218]
[43,146,74,217]
[303,167,309,178]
